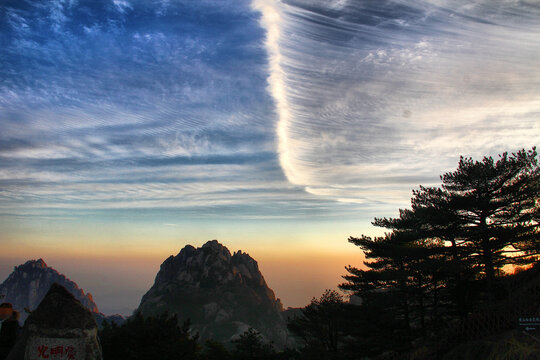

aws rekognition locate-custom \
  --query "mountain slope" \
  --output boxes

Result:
[138,240,287,345]
[0,259,125,326]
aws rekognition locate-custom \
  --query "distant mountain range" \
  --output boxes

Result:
[1,242,290,345]
[0,259,123,326]
[138,240,288,345]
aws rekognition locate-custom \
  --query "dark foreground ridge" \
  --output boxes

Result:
[138,240,287,345]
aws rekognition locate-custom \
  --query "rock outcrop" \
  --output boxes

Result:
[0,259,123,326]
[138,240,287,345]
[6,283,102,360]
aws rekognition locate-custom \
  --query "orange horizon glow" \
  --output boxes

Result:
[0,238,367,313]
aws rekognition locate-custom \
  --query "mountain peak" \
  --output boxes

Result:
[21,258,48,269]
[0,259,99,322]
[139,240,286,344]
[202,239,223,249]
[201,239,231,256]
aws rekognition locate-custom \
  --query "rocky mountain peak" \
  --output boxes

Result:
[0,259,99,322]
[27,258,47,269]
[202,239,228,252]
[154,240,270,291]
[138,240,286,345]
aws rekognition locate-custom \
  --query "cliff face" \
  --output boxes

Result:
[0,259,99,322]
[138,240,287,345]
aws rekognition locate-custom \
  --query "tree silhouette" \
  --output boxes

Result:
[287,290,349,358]
[439,148,539,297]
[232,328,275,360]
[341,148,540,356]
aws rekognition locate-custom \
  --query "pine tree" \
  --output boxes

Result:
[439,148,540,297]
[287,290,348,357]
[340,148,540,356]
[374,188,477,318]
[341,230,439,344]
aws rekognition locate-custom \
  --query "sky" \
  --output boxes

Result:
[0,0,539,315]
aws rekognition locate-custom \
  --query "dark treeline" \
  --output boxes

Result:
[100,148,540,360]
[99,313,295,360]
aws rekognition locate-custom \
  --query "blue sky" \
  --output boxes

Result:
[1,0,539,313]
[0,0,374,226]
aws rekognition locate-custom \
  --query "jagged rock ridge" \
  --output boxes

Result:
[138,240,287,345]
[0,259,99,323]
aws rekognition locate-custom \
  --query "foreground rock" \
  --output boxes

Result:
[138,240,287,346]
[6,283,102,360]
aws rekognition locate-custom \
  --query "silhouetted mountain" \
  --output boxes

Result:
[138,240,287,345]
[0,259,124,326]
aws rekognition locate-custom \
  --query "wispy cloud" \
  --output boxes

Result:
[254,0,540,206]
[251,0,302,186]
[0,0,315,220]
[2,0,539,225]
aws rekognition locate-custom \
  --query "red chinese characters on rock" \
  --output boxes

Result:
[36,345,77,359]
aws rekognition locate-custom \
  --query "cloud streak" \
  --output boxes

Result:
[251,0,302,185]
[0,0,311,220]
[254,0,540,206]
[2,0,539,225]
